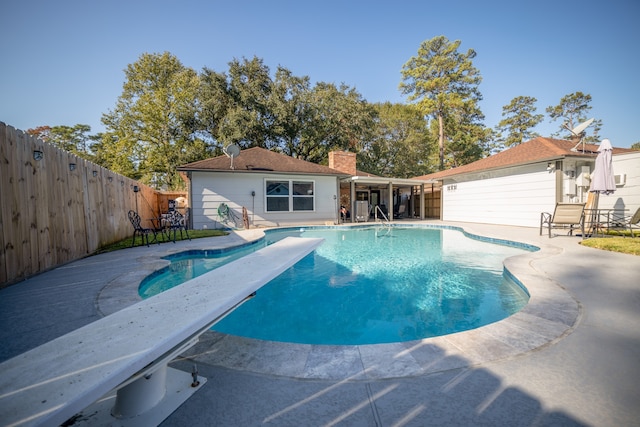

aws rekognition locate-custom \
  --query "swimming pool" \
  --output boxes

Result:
[139,226,533,345]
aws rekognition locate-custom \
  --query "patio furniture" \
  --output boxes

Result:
[128,210,159,247]
[584,208,614,238]
[540,203,586,239]
[609,207,640,237]
[166,209,191,242]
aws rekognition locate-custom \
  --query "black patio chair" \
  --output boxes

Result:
[165,209,191,243]
[128,210,159,247]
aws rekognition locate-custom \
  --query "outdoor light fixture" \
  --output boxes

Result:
[92,170,98,177]
[108,176,113,183]
[133,185,140,212]
[547,162,554,171]
[33,150,43,161]
[69,163,76,171]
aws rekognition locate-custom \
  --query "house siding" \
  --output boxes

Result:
[439,153,639,228]
[190,171,340,229]
[442,163,556,227]
[597,151,640,213]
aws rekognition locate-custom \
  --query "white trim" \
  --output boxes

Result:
[343,176,436,186]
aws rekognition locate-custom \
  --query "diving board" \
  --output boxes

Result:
[0,236,323,427]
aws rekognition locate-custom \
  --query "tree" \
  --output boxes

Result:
[400,36,483,170]
[495,96,543,148]
[359,102,433,178]
[631,142,640,150]
[546,92,597,140]
[27,124,100,162]
[442,102,491,167]
[26,126,51,142]
[199,56,275,151]
[302,82,376,164]
[585,118,603,143]
[199,57,375,164]
[101,52,207,189]
[50,125,93,154]
[268,67,314,158]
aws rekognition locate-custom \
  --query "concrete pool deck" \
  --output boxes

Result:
[1,222,639,426]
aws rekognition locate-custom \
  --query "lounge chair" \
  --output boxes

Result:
[540,203,585,238]
[610,207,640,237]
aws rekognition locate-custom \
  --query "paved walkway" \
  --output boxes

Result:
[1,222,639,426]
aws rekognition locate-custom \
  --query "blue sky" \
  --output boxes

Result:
[2,0,638,147]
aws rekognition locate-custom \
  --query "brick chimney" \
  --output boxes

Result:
[328,151,356,176]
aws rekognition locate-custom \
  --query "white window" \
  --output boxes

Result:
[265,179,315,212]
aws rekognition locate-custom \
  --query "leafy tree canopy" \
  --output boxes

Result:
[495,96,543,149]
[400,35,483,170]
[27,124,98,160]
[100,52,209,189]
[26,49,611,189]
[358,102,433,178]
[546,91,601,142]
[199,57,376,164]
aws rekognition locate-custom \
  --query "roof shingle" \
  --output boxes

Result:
[178,147,349,176]
[414,137,634,180]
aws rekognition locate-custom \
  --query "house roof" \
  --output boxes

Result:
[178,147,350,177]
[355,170,380,178]
[413,137,635,181]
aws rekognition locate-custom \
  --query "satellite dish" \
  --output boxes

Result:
[223,144,241,169]
[571,118,594,136]
[567,118,594,152]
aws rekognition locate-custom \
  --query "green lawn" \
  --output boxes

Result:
[580,236,640,256]
[96,229,229,254]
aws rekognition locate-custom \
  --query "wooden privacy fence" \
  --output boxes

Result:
[0,122,182,288]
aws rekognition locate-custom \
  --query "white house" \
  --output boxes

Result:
[414,137,638,228]
[593,150,640,213]
[178,148,436,229]
[178,147,350,229]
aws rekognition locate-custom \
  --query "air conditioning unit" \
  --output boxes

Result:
[615,174,626,186]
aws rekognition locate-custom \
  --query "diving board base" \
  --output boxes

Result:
[68,367,206,426]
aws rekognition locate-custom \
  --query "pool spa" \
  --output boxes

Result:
[140,226,535,345]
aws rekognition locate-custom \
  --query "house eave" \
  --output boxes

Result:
[342,176,437,186]
[431,154,596,182]
[177,167,350,178]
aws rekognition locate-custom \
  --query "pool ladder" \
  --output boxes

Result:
[374,205,391,227]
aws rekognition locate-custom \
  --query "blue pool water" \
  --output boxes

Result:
[139,226,532,345]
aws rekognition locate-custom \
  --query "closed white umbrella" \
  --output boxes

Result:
[587,139,616,235]
[589,138,616,195]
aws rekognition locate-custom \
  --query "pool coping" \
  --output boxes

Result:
[97,224,581,381]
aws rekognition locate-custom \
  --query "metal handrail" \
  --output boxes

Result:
[374,205,391,226]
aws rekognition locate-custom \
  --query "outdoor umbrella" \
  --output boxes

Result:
[590,138,616,195]
[587,138,616,235]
